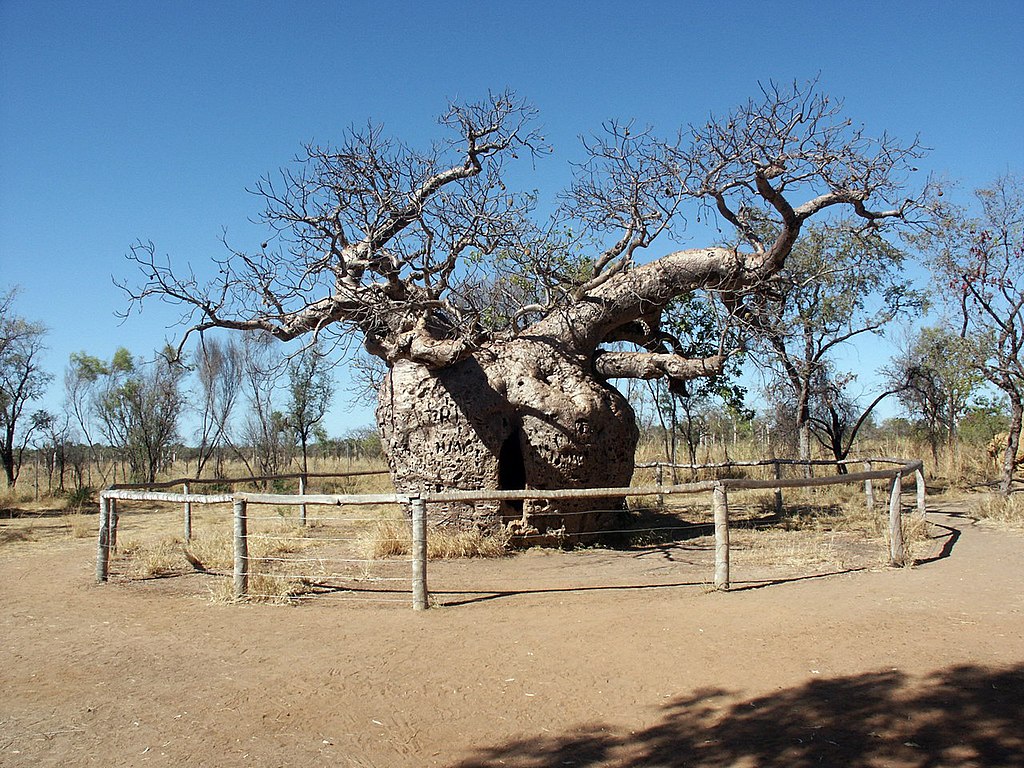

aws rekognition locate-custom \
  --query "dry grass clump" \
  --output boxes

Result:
[183,533,234,570]
[973,493,1024,531]
[428,526,509,558]
[110,528,317,598]
[116,539,184,578]
[0,488,36,507]
[361,518,509,560]
[61,512,95,539]
[898,512,931,563]
[206,572,309,604]
[363,519,410,559]
[737,482,933,567]
[731,529,844,569]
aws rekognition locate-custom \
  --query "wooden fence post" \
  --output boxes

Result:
[233,498,249,599]
[655,463,665,509]
[864,461,874,513]
[888,473,906,567]
[773,461,783,516]
[108,498,119,552]
[183,483,192,541]
[915,467,926,518]
[411,496,428,610]
[96,495,111,583]
[713,484,730,591]
[298,475,307,527]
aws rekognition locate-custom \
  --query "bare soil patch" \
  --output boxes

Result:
[1,497,1022,767]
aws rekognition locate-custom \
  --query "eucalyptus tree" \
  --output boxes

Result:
[122,83,928,538]
[748,222,925,470]
[192,337,244,478]
[65,352,112,483]
[285,340,333,475]
[70,348,186,483]
[888,325,981,464]
[636,293,750,468]
[0,289,52,487]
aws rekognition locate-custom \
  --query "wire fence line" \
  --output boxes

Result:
[94,457,926,610]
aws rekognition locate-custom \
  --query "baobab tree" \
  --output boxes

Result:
[122,83,928,540]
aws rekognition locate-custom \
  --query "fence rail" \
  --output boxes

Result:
[95,457,926,609]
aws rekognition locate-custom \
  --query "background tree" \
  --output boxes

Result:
[632,293,749,470]
[748,221,924,472]
[35,410,73,493]
[84,348,185,483]
[0,289,52,487]
[65,352,112,484]
[236,333,288,480]
[123,83,928,537]
[192,337,244,478]
[284,340,333,475]
[958,396,1009,448]
[805,369,907,471]
[888,325,981,465]
[927,174,1024,493]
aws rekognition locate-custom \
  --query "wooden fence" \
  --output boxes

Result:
[95,457,925,610]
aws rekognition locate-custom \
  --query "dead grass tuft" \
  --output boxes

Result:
[363,519,409,559]
[114,522,319,589]
[61,512,94,539]
[206,573,308,604]
[361,518,509,560]
[183,534,234,571]
[116,539,183,578]
[973,493,1024,531]
[427,527,509,559]
[731,529,844,569]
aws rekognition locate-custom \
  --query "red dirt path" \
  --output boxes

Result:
[1,499,1022,767]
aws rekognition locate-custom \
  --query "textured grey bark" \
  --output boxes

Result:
[378,336,638,542]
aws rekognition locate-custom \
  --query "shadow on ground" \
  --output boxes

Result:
[605,500,851,550]
[452,664,1024,767]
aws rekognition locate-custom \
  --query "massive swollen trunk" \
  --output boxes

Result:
[377,336,638,544]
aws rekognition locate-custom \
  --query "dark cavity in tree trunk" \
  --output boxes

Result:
[498,427,527,514]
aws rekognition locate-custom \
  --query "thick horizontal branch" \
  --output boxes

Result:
[531,247,748,351]
[593,351,726,381]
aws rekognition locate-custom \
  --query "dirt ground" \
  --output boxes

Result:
[1,497,1022,767]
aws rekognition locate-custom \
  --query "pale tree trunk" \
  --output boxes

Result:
[797,386,813,478]
[1001,397,1023,496]
[378,336,638,543]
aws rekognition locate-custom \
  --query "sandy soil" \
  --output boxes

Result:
[1,498,1022,767]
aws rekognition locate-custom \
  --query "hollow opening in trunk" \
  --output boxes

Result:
[498,427,526,515]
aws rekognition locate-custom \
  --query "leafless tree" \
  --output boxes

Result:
[928,174,1024,493]
[234,332,287,481]
[122,83,929,537]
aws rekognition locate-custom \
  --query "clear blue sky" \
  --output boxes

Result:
[2,0,1022,435]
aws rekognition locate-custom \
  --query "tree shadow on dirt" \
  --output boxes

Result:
[1,504,78,519]
[453,664,1024,767]
[604,503,802,551]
